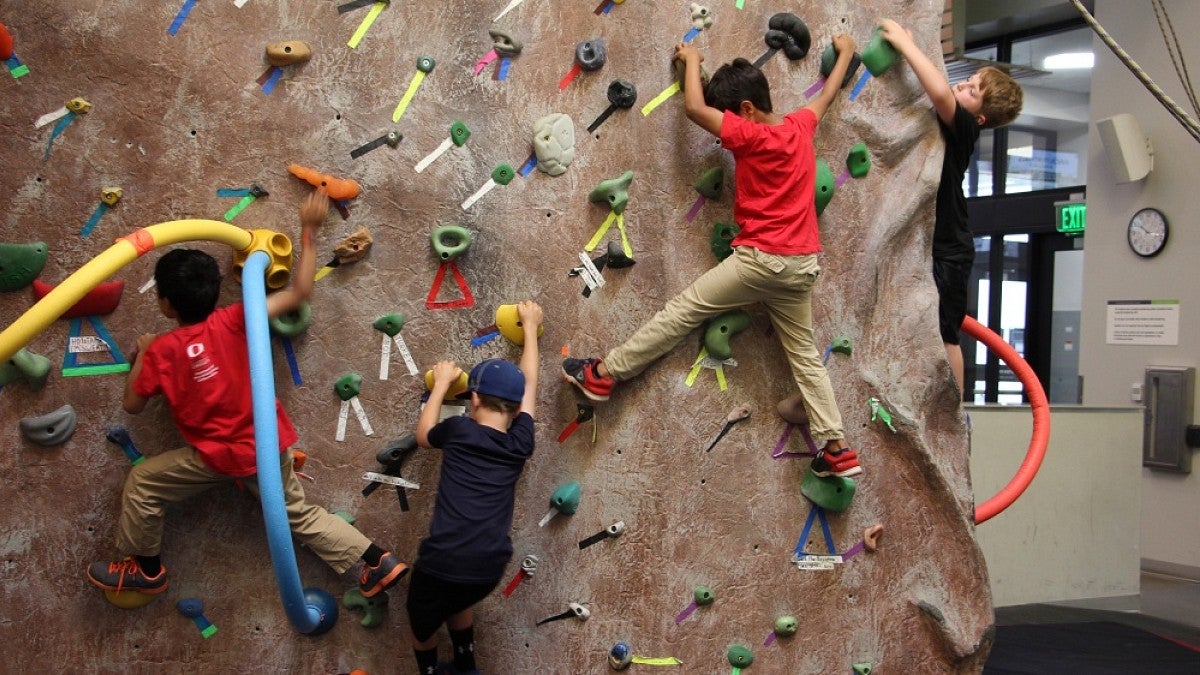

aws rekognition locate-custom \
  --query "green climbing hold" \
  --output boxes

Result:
[491,163,515,186]
[852,664,873,675]
[416,55,436,73]
[588,170,634,215]
[693,586,715,606]
[831,336,853,356]
[0,241,49,292]
[449,121,471,147]
[694,166,724,200]
[800,471,856,512]
[861,26,898,77]
[343,588,388,629]
[0,347,51,391]
[814,158,835,215]
[846,143,870,179]
[703,310,751,361]
[373,313,406,337]
[550,481,581,515]
[819,43,862,89]
[431,224,472,261]
[710,222,739,262]
[726,645,753,668]
[268,301,312,338]
[334,373,363,401]
[773,615,798,637]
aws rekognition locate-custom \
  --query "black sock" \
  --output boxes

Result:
[135,555,161,577]
[449,625,477,672]
[361,544,385,567]
[414,647,439,675]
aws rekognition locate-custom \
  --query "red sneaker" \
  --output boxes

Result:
[561,357,615,401]
[811,447,863,478]
[87,557,168,594]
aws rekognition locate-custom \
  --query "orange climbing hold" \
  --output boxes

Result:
[287,164,361,201]
[0,23,14,61]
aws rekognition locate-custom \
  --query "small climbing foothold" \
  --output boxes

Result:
[814,158,835,215]
[334,373,363,401]
[846,143,871,179]
[703,309,751,361]
[609,641,634,670]
[66,97,92,114]
[343,588,389,628]
[605,240,635,269]
[269,301,312,338]
[774,615,799,637]
[265,40,312,66]
[0,347,52,391]
[372,313,405,338]
[764,13,811,61]
[550,481,582,515]
[690,3,713,30]
[575,38,607,71]
[863,524,884,552]
[819,43,863,89]
[853,663,873,675]
[800,471,857,512]
[100,187,123,206]
[491,163,515,185]
[488,28,523,56]
[607,521,626,537]
[384,131,403,147]
[532,113,575,177]
[831,336,854,356]
[727,645,754,668]
[861,26,898,76]
[694,167,724,201]
[19,404,77,446]
[0,241,49,292]
[710,222,739,262]
[607,79,638,108]
[693,586,716,606]
[449,121,471,146]
[495,304,544,346]
[416,55,436,73]
[588,170,634,215]
[334,227,373,265]
[430,224,472,261]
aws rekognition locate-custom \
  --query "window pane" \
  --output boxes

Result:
[965,128,994,197]
[969,237,991,404]
[997,234,1030,405]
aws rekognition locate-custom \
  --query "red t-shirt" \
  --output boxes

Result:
[133,303,298,477]
[720,108,822,255]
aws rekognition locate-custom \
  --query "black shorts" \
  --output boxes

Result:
[932,258,972,345]
[406,566,499,642]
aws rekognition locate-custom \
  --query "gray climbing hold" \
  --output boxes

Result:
[19,404,77,446]
[533,113,575,176]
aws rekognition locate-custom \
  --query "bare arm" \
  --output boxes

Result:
[675,44,724,137]
[122,333,157,414]
[515,300,543,417]
[416,360,462,448]
[805,34,857,121]
[879,19,956,124]
[266,191,329,319]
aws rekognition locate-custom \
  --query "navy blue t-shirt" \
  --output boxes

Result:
[417,412,535,583]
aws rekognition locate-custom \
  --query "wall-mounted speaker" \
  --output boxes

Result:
[1096,113,1154,183]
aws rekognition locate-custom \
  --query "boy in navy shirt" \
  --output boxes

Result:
[410,300,543,675]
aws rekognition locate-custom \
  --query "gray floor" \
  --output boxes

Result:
[993,571,1200,647]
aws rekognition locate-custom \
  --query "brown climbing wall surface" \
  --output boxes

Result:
[0,0,991,672]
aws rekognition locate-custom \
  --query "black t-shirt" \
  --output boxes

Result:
[934,103,981,264]
[418,412,535,583]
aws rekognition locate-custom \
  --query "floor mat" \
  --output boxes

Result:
[986,621,1200,674]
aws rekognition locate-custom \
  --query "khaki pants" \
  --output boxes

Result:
[606,246,844,444]
[116,447,370,574]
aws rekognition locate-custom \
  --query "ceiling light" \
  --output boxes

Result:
[1043,52,1094,70]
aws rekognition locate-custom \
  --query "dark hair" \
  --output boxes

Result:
[155,249,221,324]
[476,393,520,415]
[704,58,773,113]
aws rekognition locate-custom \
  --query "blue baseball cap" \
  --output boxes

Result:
[462,358,525,403]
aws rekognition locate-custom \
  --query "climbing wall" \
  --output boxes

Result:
[0,0,992,672]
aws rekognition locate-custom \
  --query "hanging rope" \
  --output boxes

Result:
[1069,0,1200,144]
[1150,0,1200,119]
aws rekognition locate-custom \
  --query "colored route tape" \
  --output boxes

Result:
[848,70,871,101]
[6,55,29,78]
[804,78,825,99]
[392,70,426,123]
[558,63,582,90]
[217,187,249,198]
[347,1,387,49]
[683,28,700,43]
[584,211,618,251]
[497,57,512,80]
[223,195,256,222]
[261,66,284,94]
[474,49,498,76]
[518,153,537,177]
[280,336,302,385]
[45,112,76,160]
[685,195,706,222]
[168,0,198,36]
[81,203,110,237]
[641,81,681,116]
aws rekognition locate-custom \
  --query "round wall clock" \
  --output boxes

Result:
[1127,207,1169,258]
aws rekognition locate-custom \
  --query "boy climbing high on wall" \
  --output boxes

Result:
[87,191,409,599]
[563,37,864,478]
[408,301,542,675]
[879,19,1023,400]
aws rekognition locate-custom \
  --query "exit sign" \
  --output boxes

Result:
[1056,201,1086,235]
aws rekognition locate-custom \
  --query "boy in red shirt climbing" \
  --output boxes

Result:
[87,191,408,598]
[563,36,863,478]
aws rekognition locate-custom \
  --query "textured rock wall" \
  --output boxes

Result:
[0,0,991,672]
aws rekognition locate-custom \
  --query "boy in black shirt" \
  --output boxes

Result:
[409,300,542,675]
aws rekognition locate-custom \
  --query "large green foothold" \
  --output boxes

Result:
[334,373,363,401]
[693,586,715,605]
[861,26,898,77]
[373,313,405,337]
[727,645,753,668]
[491,163,515,186]
[800,471,857,512]
[550,481,581,515]
[269,301,312,338]
[846,143,871,179]
[449,121,471,147]
[694,166,724,200]
[819,43,863,89]
[0,347,52,391]
[853,664,873,675]
[0,241,49,292]
[343,588,388,629]
[703,310,751,361]
[589,170,634,215]
[831,336,853,356]
[814,158,835,215]
[431,224,472,261]
[710,222,739,262]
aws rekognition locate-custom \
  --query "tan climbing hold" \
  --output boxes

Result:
[863,524,884,552]
[266,41,312,66]
[334,227,373,264]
